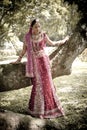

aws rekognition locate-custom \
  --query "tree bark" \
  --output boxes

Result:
[51,23,87,78]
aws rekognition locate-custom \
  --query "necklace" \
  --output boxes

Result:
[32,33,42,40]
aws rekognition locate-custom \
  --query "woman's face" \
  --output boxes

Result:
[32,21,41,35]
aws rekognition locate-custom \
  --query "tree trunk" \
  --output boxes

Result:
[51,23,87,78]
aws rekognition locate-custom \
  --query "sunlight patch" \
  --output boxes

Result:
[59,86,73,92]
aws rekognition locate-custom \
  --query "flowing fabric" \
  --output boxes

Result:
[25,28,34,77]
[25,32,64,118]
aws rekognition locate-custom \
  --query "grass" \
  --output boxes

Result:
[0,58,87,129]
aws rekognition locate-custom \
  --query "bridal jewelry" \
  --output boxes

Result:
[32,33,42,40]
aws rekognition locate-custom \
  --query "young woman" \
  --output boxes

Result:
[12,19,69,118]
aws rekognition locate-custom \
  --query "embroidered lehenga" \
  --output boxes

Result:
[25,33,64,118]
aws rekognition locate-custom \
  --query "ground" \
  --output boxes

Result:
[0,58,87,130]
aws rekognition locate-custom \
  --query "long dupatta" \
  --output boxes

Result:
[25,27,34,77]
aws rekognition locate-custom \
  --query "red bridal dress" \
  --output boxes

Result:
[27,33,64,118]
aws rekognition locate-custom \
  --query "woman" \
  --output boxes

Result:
[12,19,69,118]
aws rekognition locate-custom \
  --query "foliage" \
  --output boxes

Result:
[64,0,87,24]
[0,0,80,43]
[64,0,87,41]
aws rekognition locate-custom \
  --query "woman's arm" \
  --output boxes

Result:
[11,42,27,64]
[45,34,69,46]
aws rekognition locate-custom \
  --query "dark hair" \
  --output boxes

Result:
[30,19,39,27]
[30,19,36,27]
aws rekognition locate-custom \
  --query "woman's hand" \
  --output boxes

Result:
[61,35,70,45]
[10,42,27,64]
[65,35,70,41]
[10,57,22,64]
